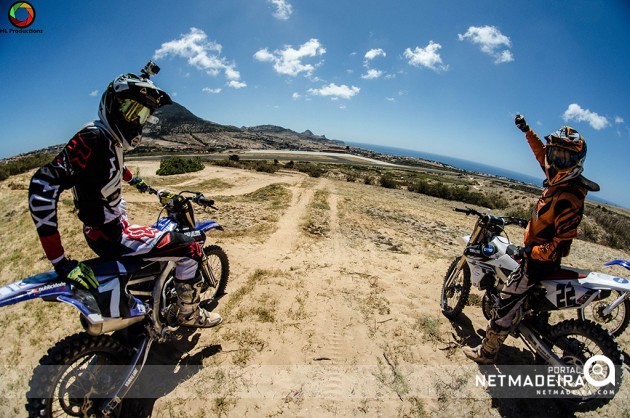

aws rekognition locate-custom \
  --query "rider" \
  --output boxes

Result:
[27,63,222,328]
[463,114,599,364]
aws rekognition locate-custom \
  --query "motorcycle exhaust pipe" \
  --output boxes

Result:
[80,314,145,336]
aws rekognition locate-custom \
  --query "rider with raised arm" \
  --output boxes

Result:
[28,62,222,328]
[463,114,599,364]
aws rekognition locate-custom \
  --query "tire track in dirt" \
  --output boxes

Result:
[308,181,376,399]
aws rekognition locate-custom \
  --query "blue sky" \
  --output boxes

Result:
[0,0,629,207]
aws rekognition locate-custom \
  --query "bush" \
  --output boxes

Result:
[0,152,56,181]
[585,206,630,251]
[294,163,325,178]
[156,157,204,176]
[407,178,508,209]
[380,175,399,189]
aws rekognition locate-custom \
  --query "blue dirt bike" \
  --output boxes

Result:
[0,189,229,417]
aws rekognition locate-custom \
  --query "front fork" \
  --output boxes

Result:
[199,252,218,288]
[602,291,629,316]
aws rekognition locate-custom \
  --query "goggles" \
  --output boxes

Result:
[546,146,581,169]
[119,99,152,125]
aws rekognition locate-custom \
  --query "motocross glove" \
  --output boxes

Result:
[54,258,99,290]
[515,115,529,133]
[129,177,149,193]
[508,245,531,260]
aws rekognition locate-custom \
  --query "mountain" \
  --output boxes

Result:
[137,102,344,153]
[148,102,241,136]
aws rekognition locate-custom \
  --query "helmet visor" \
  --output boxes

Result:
[119,99,152,125]
[546,146,580,169]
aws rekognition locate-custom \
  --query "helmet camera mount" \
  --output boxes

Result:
[140,61,160,79]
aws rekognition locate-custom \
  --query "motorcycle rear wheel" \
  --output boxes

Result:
[440,256,471,319]
[26,332,130,418]
[545,319,623,411]
[577,290,629,338]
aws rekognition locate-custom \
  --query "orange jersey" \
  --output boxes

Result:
[523,130,587,262]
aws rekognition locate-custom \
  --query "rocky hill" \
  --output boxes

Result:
[138,102,343,154]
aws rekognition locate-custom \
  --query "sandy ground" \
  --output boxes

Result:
[0,161,629,417]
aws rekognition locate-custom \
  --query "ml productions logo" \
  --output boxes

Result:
[2,1,42,34]
[9,1,35,28]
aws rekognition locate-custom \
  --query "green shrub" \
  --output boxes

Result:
[0,152,56,181]
[380,175,399,189]
[294,163,325,178]
[407,178,508,209]
[156,157,204,176]
[586,206,630,251]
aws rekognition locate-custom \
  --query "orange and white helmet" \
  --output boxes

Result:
[543,126,587,185]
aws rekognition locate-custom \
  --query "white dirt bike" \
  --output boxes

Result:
[440,207,625,410]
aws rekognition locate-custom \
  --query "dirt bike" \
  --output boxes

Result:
[577,259,630,338]
[441,207,625,410]
[0,189,229,417]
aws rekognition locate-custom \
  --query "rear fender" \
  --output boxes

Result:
[578,271,630,293]
[0,271,71,308]
[0,270,146,335]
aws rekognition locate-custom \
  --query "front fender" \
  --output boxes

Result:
[196,220,224,232]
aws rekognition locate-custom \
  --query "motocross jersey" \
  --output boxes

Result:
[523,130,597,262]
[28,121,134,264]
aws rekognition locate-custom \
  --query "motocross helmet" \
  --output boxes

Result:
[543,126,587,186]
[98,73,172,150]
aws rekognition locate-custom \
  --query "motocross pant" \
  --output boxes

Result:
[83,216,203,282]
[492,257,559,329]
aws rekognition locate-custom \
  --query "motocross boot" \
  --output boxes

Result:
[174,278,222,328]
[463,321,510,364]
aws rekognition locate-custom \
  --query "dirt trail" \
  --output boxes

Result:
[1,163,628,417]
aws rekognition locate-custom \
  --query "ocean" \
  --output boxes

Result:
[346,141,543,186]
[345,141,621,206]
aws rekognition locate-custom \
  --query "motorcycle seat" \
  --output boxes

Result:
[546,267,588,281]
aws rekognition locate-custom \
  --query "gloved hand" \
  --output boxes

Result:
[507,245,531,260]
[54,258,98,290]
[129,177,149,193]
[515,115,529,133]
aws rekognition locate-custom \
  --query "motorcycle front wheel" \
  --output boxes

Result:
[577,290,630,338]
[26,332,130,418]
[545,319,623,411]
[440,256,471,319]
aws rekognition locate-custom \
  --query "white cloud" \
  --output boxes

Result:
[364,48,386,61]
[308,83,360,100]
[154,27,246,87]
[89,90,99,97]
[562,103,610,130]
[615,116,624,124]
[403,41,448,72]
[202,87,222,94]
[269,0,292,20]
[458,26,514,64]
[254,38,326,77]
[292,92,301,100]
[361,69,383,80]
[227,80,247,89]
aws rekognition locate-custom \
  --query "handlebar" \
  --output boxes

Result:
[453,207,527,228]
[148,188,218,210]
